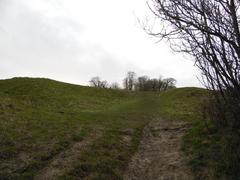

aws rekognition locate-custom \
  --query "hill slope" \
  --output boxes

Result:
[0,78,205,179]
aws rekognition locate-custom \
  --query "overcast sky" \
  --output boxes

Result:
[0,0,202,87]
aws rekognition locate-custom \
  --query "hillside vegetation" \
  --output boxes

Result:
[0,78,205,179]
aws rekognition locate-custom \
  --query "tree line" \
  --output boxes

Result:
[89,71,176,92]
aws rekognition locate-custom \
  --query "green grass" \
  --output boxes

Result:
[182,108,240,180]
[0,77,206,179]
[154,87,207,121]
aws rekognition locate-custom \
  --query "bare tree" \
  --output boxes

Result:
[162,78,176,90]
[89,76,108,88]
[100,80,108,88]
[123,71,137,91]
[148,0,240,127]
[110,82,120,89]
[136,76,150,91]
[135,75,176,91]
[157,76,164,92]
[123,77,128,90]
[89,77,101,87]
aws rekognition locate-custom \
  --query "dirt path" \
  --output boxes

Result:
[124,119,193,180]
[34,129,101,180]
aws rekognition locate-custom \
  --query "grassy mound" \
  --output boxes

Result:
[0,77,205,179]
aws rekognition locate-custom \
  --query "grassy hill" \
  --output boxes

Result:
[0,77,206,179]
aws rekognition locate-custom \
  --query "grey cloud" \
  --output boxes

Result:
[0,0,82,60]
[0,0,130,86]
[0,0,202,87]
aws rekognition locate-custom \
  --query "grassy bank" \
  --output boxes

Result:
[0,78,206,179]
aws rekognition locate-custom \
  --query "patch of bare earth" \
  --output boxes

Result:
[124,119,193,180]
[34,129,102,180]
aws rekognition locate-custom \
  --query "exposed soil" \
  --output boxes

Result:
[34,129,101,180]
[34,119,192,180]
[124,119,193,180]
